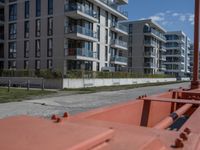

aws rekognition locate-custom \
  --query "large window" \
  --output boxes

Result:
[35,39,41,57]
[24,21,30,38]
[48,0,53,15]
[24,60,29,69]
[47,17,53,36]
[35,60,41,70]
[47,38,53,57]
[24,1,30,18]
[36,0,41,17]
[47,59,53,69]
[35,19,41,37]
[8,42,16,58]
[9,4,17,21]
[9,23,17,40]
[24,41,29,58]
[8,61,16,70]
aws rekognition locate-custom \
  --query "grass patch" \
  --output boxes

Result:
[64,81,187,94]
[0,88,56,103]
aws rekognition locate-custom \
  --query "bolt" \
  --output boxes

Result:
[51,114,57,120]
[180,133,188,141]
[184,128,191,135]
[56,117,62,123]
[174,138,184,148]
[63,112,69,118]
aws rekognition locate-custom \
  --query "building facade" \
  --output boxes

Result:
[164,31,191,77]
[0,0,128,75]
[123,19,167,74]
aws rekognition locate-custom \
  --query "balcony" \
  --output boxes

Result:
[65,25,98,42]
[144,62,156,68]
[144,52,156,58]
[66,48,97,61]
[111,39,128,50]
[110,22,128,35]
[144,29,166,42]
[90,0,128,20]
[110,56,127,65]
[144,40,157,47]
[159,55,166,61]
[0,0,4,7]
[159,65,166,71]
[159,45,166,52]
[64,3,98,23]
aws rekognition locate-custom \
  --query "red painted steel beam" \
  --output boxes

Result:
[191,0,200,89]
[153,104,193,129]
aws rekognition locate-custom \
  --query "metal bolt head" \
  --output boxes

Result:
[184,128,191,135]
[63,112,69,118]
[51,114,57,120]
[175,138,184,148]
[180,133,188,141]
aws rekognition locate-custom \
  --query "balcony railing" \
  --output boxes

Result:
[111,39,128,48]
[144,28,166,41]
[65,25,97,39]
[144,52,156,57]
[144,40,157,47]
[144,63,156,68]
[111,56,127,63]
[67,48,96,58]
[64,3,97,19]
[111,22,128,33]
[98,0,128,17]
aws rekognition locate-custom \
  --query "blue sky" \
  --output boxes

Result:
[123,0,194,41]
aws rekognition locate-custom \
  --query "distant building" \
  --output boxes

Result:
[164,31,191,77]
[0,0,129,75]
[122,19,167,74]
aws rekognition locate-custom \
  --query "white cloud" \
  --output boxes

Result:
[172,13,179,17]
[149,15,164,22]
[179,15,186,21]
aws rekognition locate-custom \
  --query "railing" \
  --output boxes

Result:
[144,52,156,57]
[64,3,97,18]
[144,63,156,68]
[111,39,128,48]
[67,48,96,58]
[111,22,128,33]
[65,25,97,39]
[159,55,166,60]
[98,0,128,17]
[111,56,127,63]
[144,40,157,47]
[144,28,166,41]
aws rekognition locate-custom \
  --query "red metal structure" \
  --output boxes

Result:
[0,0,200,150]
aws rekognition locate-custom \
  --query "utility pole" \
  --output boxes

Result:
[191,0,200,89]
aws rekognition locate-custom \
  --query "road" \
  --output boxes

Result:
[0,82,189,119]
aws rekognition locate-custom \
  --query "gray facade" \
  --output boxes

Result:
[123,19,167,74]
[0,0,128,75]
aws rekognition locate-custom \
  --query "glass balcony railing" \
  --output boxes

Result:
[144,28,166,41]
[98,0,128,17]
[111,56,127,63]
[111,22,128,33]
[144,63,156,68]
[144,52,156,57]
[111,39,128,48]
[144,40,157,47]
[64,3,97,19]
[67,48,96,58]
[65,25,97,39]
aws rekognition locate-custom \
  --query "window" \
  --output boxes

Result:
[48,0,53,15]
[36,0,41,17]
[24,60,29,69]
[129,24,133,34]
[97,44,100,60]
[47,17,53,36]
[9,4,17,21]
[8,42,16,58]
[97,7,100,23]
[24,41,29,58]
[105,29,108,44]
[35,39,41,57]
[9,23,17,40]
[35,19,41,37]
[24,1,30,18]
[97,25,100,42]
[35,60,41,70]
[105,11,108,27]
[47,38,53,57]
[47,59,53,69]
[24,21,30,38]
[105,46,108,61]
[8,61,16,70]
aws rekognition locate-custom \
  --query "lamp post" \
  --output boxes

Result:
[191,0,200,89]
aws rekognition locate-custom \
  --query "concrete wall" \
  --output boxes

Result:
[63,78,178,89]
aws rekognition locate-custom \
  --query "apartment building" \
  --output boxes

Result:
[123,19,167,74]
[164,31,191,77]
[0,0,128,75]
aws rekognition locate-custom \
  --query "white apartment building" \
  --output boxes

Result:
[165,31,191,77]
[0,0,128,75]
